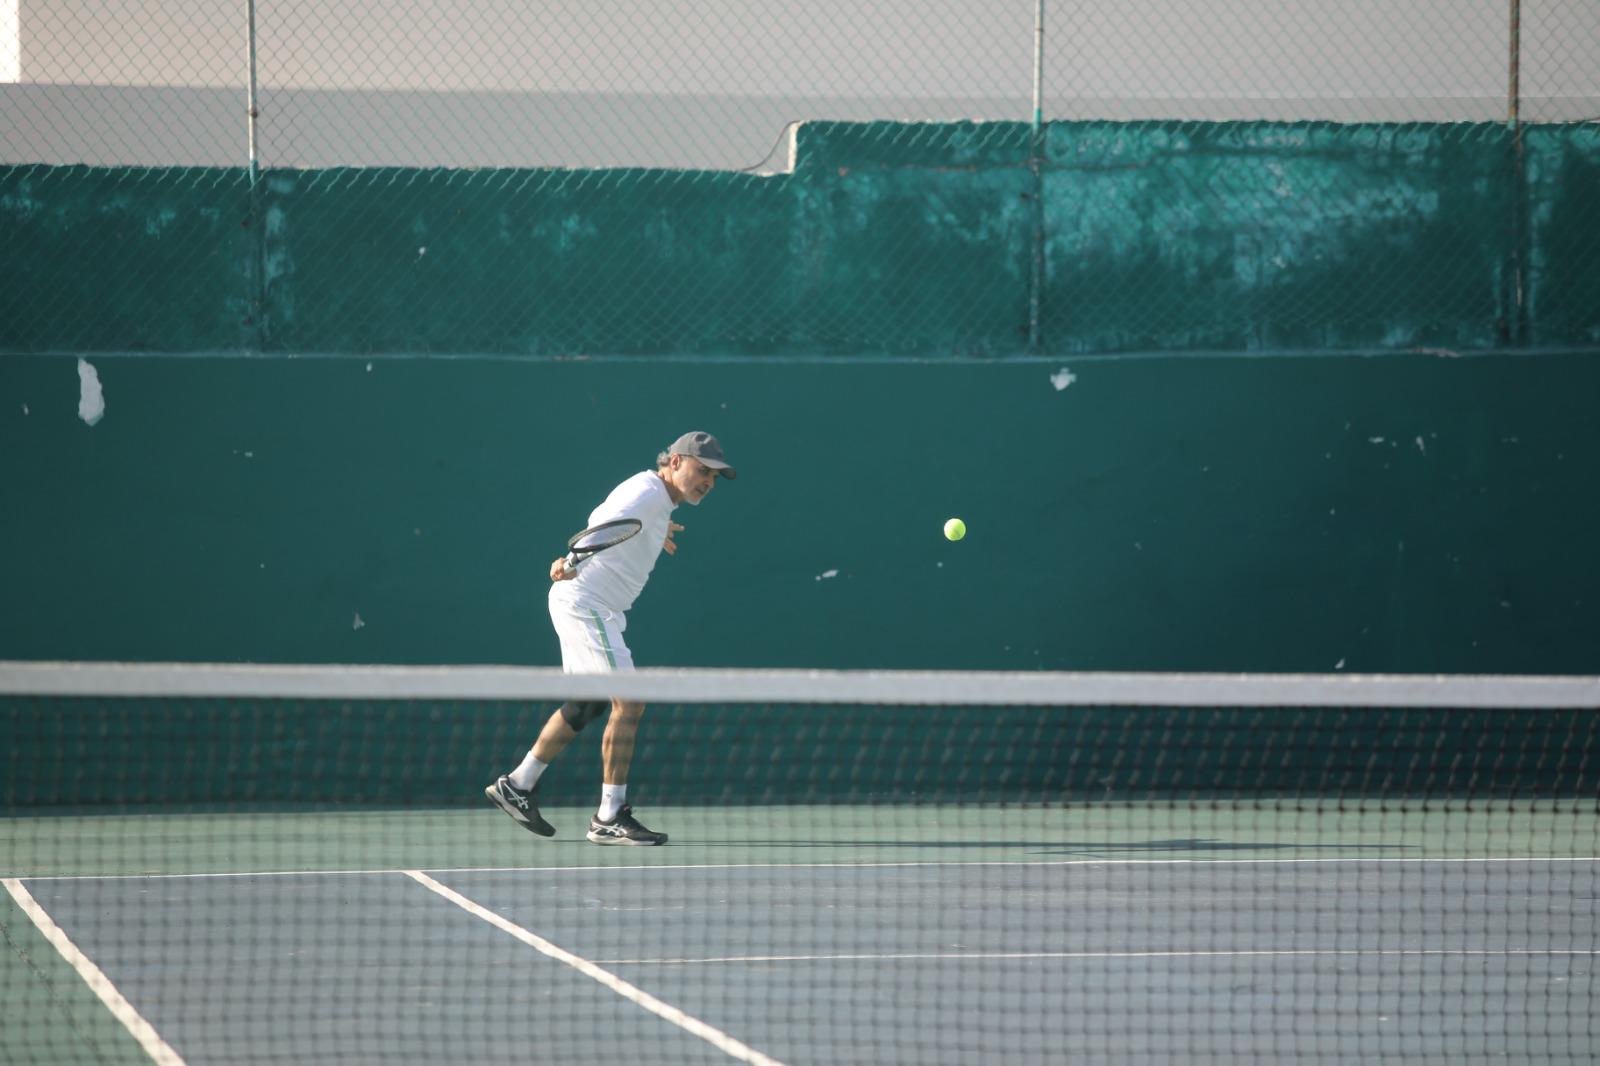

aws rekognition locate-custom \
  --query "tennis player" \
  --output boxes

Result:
[485,431,736,845]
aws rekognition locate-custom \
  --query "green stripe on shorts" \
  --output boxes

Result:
[587,609,618,668]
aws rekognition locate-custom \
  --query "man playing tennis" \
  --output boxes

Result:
[485,431,736,845]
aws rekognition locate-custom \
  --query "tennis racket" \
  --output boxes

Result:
[560,518,642,576]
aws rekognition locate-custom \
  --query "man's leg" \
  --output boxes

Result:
[486,701,605,837]
[600,700,645,786]
[597,699,643,821]
[532,710,575,763]
[588,700,667,845]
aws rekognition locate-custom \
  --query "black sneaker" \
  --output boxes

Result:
[586,805,668,846]
[484,775,555,837]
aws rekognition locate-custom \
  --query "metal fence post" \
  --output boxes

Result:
[1507,0,1527,347]
[246,0,266,352]
[1028,0,1046,354]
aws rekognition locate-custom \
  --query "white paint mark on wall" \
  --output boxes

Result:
[76,359,105,425]
[1050,368,1077,391]
[145,206,178,238]
[352,612,366,630]
[1414,436,1426,455]
[261,205,294,285]
[815,569,838,581]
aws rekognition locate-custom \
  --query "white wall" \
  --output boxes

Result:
[4,0,1596,167]
[1,1,17,83]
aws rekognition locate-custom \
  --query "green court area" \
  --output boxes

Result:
[6,801,1598,1064]
[4,669,1596,1062]
[3,800,1598,879]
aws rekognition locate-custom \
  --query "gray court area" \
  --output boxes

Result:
[5,804,1597,1065]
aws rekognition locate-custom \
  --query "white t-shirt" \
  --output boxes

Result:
[549,470,676,615]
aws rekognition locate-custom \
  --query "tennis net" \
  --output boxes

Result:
[2,662,1597,1065]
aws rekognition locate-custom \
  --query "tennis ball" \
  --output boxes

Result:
[943,518,966,541]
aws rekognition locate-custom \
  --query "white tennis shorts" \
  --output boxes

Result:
[548,595,634,673]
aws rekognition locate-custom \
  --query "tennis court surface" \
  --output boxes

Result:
[3,664,1597,1064]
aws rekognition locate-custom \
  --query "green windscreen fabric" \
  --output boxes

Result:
[3,122,1596,357]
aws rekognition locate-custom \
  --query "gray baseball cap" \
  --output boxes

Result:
[668,431,737,480]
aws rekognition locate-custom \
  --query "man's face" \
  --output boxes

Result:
[668,454,719,505]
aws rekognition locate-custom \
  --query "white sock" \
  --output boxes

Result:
[507,751,547,791]
[598,784,627,821]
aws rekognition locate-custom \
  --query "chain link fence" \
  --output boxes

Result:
[2,0,1597,355]
[6,0,1599,168]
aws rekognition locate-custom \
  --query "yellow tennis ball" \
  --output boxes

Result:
[943,518,966,541]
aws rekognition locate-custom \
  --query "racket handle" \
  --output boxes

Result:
[561,553,579,577]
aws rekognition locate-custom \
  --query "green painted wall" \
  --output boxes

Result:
[1039,124,1514,351]
[1,166,257,352]
[2,351,1597,674]
[2,122,1597,357]
[2,118,1596,676]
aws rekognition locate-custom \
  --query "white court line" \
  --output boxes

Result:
[600,948,1600,965]
[15,855,1600,881]
[2,878,187,1066]
[404,870,787,1066]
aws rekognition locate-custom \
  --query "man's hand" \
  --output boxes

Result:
[550,556,576,581]
[662,521,685,556]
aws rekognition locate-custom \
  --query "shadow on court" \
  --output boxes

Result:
[693,837,1417,855]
